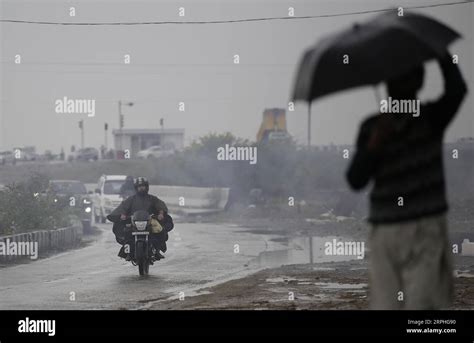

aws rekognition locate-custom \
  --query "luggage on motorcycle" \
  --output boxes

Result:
[150,218,163,233]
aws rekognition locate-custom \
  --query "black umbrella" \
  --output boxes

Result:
[292,10,461,103]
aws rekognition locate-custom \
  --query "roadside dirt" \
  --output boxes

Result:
[150,256,474,310]
[150,200,474,310]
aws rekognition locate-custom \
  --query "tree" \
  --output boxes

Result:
[186,132,252,156]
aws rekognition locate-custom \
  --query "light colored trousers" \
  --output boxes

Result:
[369,214,453,310]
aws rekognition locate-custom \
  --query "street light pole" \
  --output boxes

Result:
[104,123,108,150]
[118,101,122,152]
[117,100,133,157]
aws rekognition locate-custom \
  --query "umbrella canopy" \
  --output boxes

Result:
[292,11,461,102]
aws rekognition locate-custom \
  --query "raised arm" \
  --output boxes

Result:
[425,52,468,131]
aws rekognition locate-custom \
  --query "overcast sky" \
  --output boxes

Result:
[1,0,473,153]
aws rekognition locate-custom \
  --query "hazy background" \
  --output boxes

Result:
[1,0,473,152]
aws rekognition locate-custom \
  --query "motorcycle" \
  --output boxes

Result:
[123,210,157,276]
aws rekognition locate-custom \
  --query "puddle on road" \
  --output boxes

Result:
[314,282,367,290]
[313,267,336,271]
[266,277,311,283]
[250,236,366,269]
[264,276,367,290]
[454,270,474,278]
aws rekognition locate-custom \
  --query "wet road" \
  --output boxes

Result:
[0,222,282,310]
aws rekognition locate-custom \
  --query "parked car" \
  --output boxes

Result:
[136,145,175,159]
[41,150,59,161]
[12,147,39,161]
[47,180,93,232]
[68,147,99,162]
[92,175,127,223]
[267,131,291,142]
[23,151,39,161]
[0,151,16,165]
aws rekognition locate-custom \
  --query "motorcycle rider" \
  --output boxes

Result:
[107,177,173,261]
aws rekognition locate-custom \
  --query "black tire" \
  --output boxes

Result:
[136,241,148,276]
[138,262,145,276]
[143,261,149,275]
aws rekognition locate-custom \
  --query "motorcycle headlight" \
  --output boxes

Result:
[134,221,147,231]
[84,207,91,213]
[53,198,58,203]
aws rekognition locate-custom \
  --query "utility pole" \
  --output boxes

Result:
[118,100,133,154]
[104,122,108,149]
[78,120,84,149]
[118,101,122,151]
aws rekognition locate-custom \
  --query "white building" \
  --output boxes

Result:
[112,128,184,156]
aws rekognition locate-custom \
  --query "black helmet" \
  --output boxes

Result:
[134,177,149,194]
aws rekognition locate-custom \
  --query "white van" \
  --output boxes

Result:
[92,175,127,223]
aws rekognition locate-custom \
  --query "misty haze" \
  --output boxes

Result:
[0,0,473,317]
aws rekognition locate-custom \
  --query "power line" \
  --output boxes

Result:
[1,68,295,75]
[0,61,295,67]
[0,1,472,26]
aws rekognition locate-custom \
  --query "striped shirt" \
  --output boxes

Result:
[347,60,467,224]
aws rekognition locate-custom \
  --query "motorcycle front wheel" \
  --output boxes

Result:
[136,241,149,276]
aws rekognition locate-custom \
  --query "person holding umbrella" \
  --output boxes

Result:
[292,11,468,309]
[347,51,467,310]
